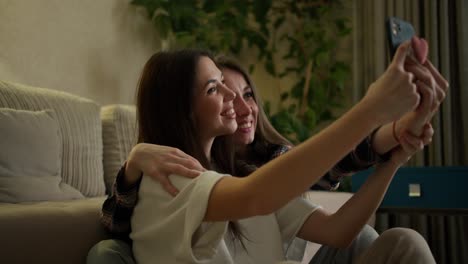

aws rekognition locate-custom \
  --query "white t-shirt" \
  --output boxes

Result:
[131,171,320,264]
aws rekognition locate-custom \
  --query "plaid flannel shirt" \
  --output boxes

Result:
[101,165,141,241]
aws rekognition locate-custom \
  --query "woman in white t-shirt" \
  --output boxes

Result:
[129,48,435,263]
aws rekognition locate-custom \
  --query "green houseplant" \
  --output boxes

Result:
[130,0,352,190]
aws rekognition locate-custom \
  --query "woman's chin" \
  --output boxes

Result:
[233,135,254,146]
[224,124,238,135]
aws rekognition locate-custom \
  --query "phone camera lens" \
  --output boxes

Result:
[392,23,398,35]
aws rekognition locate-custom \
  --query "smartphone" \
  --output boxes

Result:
[385,17,415,59]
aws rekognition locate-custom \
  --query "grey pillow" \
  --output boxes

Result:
[0,81,105,197]
[0,108,83,203]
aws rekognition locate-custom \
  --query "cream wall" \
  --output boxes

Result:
[0,0,160,105]
[0,0,354,109]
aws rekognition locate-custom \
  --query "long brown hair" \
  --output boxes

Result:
[136,50,234,173]
[136,49,245,248]
[215,55,292,173]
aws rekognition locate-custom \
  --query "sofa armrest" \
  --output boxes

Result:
[301,191,375,264]
[0,197,108,264]
[101,105,137,194]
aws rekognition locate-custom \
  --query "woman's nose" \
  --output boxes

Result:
[222,84,236,101]
[234,96,252,117]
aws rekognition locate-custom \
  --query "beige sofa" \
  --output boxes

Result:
[0,81,363,264]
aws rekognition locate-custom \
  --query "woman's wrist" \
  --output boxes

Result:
[344,101,383,148]
[354,99,385,129]
[124,159,143,186]
[375,158,400,174]
[371,122,400,155]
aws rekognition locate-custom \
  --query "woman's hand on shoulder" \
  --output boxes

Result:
[126,143,205,196]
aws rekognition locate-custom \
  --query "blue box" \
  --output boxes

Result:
[351,166,468,209]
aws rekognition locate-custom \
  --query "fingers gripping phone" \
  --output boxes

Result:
[386,17,415,59]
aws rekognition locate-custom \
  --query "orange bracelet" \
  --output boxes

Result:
[392,121,399,143]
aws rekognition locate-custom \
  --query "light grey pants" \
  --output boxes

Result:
[309,224,378,264]
[87,239,135,264]
[309,226,436,264]
[87,226,435,264]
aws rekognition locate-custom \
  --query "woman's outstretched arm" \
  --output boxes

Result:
[204,41,421,222]
[296,127,431,248]
[314,57,447,189]
[371,58,448,155]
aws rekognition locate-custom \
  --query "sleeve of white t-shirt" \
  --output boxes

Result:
[131,170,229,264]
[274,196,321,246]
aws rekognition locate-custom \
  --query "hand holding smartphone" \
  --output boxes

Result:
[386,17,428,64]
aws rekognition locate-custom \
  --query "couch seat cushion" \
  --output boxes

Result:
[0,197,108,264]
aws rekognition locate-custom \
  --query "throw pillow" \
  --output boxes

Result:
[0,81,105,196]
[0,108,84,202]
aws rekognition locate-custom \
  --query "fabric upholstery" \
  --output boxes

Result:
[0,197,108,264]
[0,81,105,196]
[0,108,83,202]
[101,104,137,194]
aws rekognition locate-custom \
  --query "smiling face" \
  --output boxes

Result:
[222,68,259,146]
[192,57,238,143]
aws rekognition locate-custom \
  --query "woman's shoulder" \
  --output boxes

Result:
[139,170,228,198]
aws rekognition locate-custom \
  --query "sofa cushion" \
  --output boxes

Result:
[0,108,83,202]
[0,81,105,197]
[101,104,137,193]
[0,197,108,264]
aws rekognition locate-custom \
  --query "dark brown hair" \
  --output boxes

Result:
[136,50,234,173]
[215,55,292,173]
